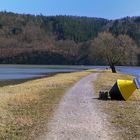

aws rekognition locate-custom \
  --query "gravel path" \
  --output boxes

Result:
[39,73,111,140]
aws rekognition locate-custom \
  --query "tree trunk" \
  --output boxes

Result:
[110,65,116,73]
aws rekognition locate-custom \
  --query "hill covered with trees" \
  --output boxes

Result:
[0,11,139,65]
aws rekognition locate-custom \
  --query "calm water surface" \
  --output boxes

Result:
[0,65,106,80]
[117,67,140,77]
[0,65,81,80]
[0,65,139,81]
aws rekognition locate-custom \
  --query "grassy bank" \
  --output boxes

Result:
[95,70,140,140]
[0,70,93,140]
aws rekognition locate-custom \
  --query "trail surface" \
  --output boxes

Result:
[39,73,111,140]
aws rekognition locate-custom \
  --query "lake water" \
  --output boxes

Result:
[0,65,105,81]
[117,67,140,77]
[0,65,86,80]
[0,65,139,81]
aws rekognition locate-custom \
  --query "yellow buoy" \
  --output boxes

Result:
[117,80,137,100]
[109,77,140,101]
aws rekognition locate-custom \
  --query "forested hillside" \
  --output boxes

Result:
[0,11,139,65]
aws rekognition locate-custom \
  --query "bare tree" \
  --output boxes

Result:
[90,32,137,73]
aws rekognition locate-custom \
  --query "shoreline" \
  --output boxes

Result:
[0,71,78,87]
[0,75,51,87]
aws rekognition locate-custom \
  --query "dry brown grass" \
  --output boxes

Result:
[0,70,93,140]
[95,70,140,140]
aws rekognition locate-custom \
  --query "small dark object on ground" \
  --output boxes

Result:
[99,91,109,100]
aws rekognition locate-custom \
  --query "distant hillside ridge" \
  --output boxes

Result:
[0,11,139,65]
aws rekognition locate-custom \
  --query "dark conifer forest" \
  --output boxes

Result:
[0,12,139,65]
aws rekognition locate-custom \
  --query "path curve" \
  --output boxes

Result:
[39,73,111,140]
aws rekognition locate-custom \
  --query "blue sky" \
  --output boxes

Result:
[0,0,140,19]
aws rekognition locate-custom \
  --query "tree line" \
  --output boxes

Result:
[0,11,139,66]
